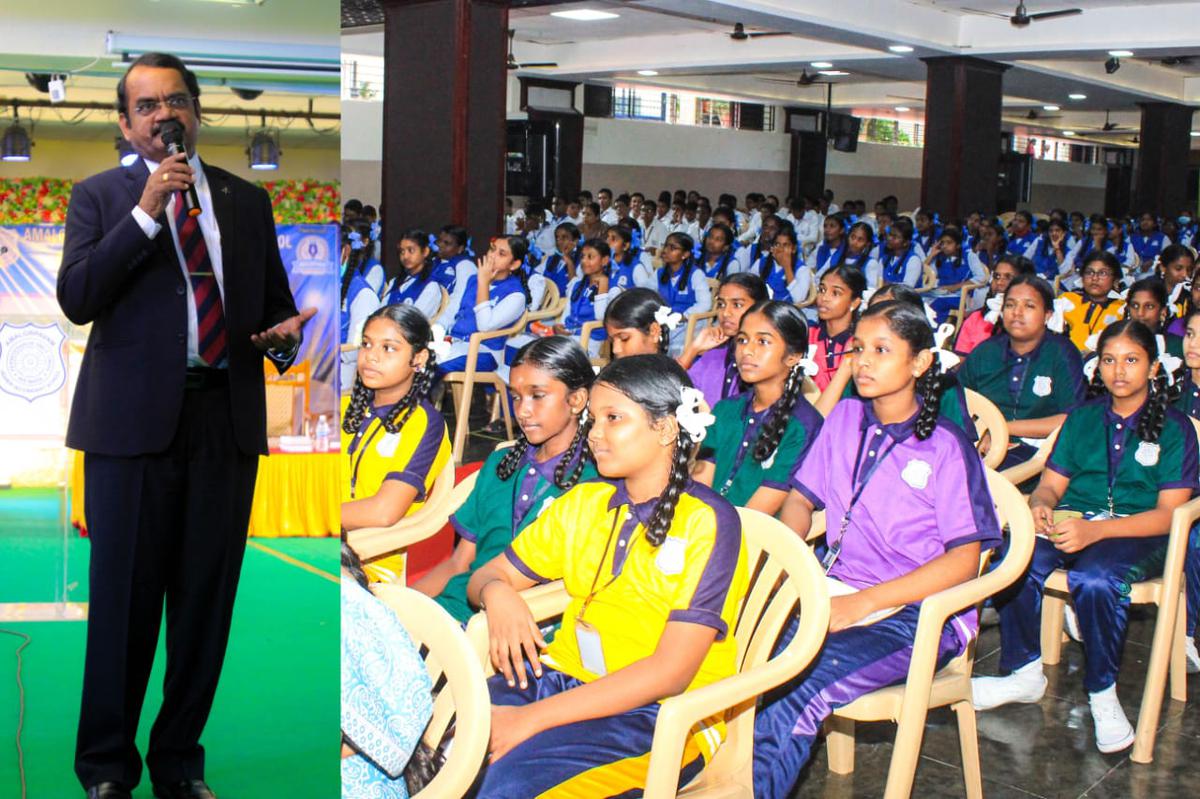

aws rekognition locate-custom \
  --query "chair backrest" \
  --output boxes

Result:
[435,285,451,321]
[684,310,717,351]
[370,584,491,799]
[964,389,1010,469]
[349,457,458,563]
[921,261,938,290]
[540,279,560,312]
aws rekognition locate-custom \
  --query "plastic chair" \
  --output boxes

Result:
[1040,418,1200,764]
[998,425,1062,490]
[433,285,451,321]
[823,469,1035,799]
[441,312,529,464]
[369,584,491,799]
[464,507,832,798]
[684,310,717,351]
[579,318,610,366]
[796,277,819,309]
[946,277,989,333]
[964,389,1010,470]
[914,261,940,294]
[347,459,458,570]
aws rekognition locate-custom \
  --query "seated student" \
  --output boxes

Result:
[603,287,678,360]
[341,542,439,798]
[1130,212,1172,273]
[1179,208,1198,248]
[412,337,597,623]
[1171,310,1200,672]
[923,227,988,324]
[738,213,781,275]
[868,216,923,289]
[1030,218,1072,283]
[756,222,813,303]
[1060,252,1127,353]
[834,221,876,275]
[1106,220,1140,275]
[431,225,477,328]
[499,253,549,378]
[1006,210,1040,259]
[958,275,1087,468]
[972,217,1008,276]
[605,224,655,290]
[973,320,1198,752]
[437,235,531,375]
[680,273,770,408]
[699,222,743,280]
[1063,215,1112,291]
[695,301,824,515]
[538,222,582,298]
[754,301,1003,799]
[1158,244,1196,327]
[1123,277,1183,359]
[913,209,941,259]
[340,223,384,389]
[465,355,748,798]
[342,306,451,582]
[555,238,619,357]
[808,264,867,391]
[384,228,443,320]
[657,232,714,355]
[954,254,1035,357]
[578,200,608,242]
[806,214,849,278]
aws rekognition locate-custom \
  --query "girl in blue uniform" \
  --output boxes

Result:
[807,214,848,278]
[1130,212,1172,268]
[695,301,824,514]
[869,216,923,289]
[1006,211,1039,259]
[413,336,597,623]
[756,223,811,302]
[437,235,531,375]
[384,228,442,320]
[658,232,713,355]
[538,222,582,297]
[466,355,748,798]
[605,224,654,290]
[556,238,618,357]
[754,301,1002,798]
[431,225,477,329]
[699,223,742,280]
[974,320,1199,752]
[923,227,987,323]
[340,220,384,388]
[1030,218,1071,282]
[913,209,940,258]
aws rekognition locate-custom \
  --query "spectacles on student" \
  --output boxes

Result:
[662,243,684,252]
[1082,268,1114,279]
[132,94,195,117]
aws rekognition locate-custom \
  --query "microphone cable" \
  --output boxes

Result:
[0,627,30,799]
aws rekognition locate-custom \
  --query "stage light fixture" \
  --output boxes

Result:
[1104,57,1120,74]
[247,123,280,170]
[2,106,31,162]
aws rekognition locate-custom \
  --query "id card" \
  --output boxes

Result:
[821,540,842,574]
[575,619,607,676]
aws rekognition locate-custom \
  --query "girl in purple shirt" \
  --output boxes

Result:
[753,301,1002,799]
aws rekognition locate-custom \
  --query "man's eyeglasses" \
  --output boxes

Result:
[132,94,195,117]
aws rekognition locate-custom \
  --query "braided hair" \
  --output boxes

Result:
[594,355,698,546]
[498,235,533,306]
[340,218,375,303]
[739,301,811,463]
[495,336,596,489]
[1086,320,1172,444]
[659,231,697,291]
[398,228,435,283]
[703,223,737,279]
[572,238,611,303]
[859,300,947,440]
[341,305,438,436]
[604,287,672,354]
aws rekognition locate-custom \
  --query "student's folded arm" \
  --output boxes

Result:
[341,480,421,530]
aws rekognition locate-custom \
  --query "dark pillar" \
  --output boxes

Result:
[920,57,1008,218]
[379,0,509,275]
[1133,102,1194,217]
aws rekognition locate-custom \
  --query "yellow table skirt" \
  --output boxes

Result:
[70,450,340,538]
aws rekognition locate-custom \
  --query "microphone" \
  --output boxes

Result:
[160,119,201,218]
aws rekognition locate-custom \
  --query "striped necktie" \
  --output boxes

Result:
[175,191,227,366]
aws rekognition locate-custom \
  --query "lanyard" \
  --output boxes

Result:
[578,506,632,621]
[717,401,768,496]
[347,414,387,500]
[823,425,904,571]
[1104,420,1124,517]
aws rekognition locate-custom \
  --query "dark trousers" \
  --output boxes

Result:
[75,383,258,790]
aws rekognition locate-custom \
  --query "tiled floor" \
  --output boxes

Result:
[445,392,1200,799]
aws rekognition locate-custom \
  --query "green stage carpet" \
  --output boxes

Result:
[0,488,339,798]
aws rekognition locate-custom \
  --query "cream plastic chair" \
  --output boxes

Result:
[999,425,1062,490]
[795,277,819,309]
[579,318,611,366]
[464,507,832,798]
[369,584,491,799]
[914,261,940,294]
[964,389,1010,470]
[347,459,457,572]
[946,276,989,333]
[822,469,1035,799]
[441,312,529,464]
[483,286,566,434]
[684,309,718,351]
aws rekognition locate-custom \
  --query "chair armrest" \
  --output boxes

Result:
[524,298,566,323]
[464,581,571,673]
[579,319,604,346]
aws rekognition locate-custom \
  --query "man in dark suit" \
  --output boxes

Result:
[57,53,316,799]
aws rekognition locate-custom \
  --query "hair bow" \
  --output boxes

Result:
[654,306,683,330]
[1109,287,1128,301]
[984,295,1003,324]
[427,323,452,362]
[1156,334,1182,385]
[796,344,819,378]
[932,322,961,370]
[1083,355,1098,382]
[1084,332,1100,353]
[676,386,716,443]
[861,286,878,306]
[348,231,364,251]
[1047,296,1074,334]
[1169,280,1189,307]
[369,221,381,242]
[923,302,938,328]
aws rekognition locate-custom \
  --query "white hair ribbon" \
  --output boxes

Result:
[796,343,820,378]
[932,322,961,370]
[861,286,878,306]
[984,294,1003,325]
[1047,296,1074,334]
[1156,334,1182,385]
[1084,332,1100,353]
[1083,355,1098,381]
[676,386,716,443]
[427,323,452,361]
[1169,280,1189,307]
[654,305,683,330]
[923,302,938,329]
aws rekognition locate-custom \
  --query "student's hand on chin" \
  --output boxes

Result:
[829,593,875,633]
[1050,517,1097,553]
[489,704,543,762]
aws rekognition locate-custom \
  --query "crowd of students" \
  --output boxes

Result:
[337,190,1200,798]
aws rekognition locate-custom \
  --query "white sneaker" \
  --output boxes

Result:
[1064,604,1081,642]
[971,660,1048,711]
[1089,686,1135,754]
[1186,637,1200,674]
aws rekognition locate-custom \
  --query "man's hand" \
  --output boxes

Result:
[251,307,317,352]
[139,153,194,219]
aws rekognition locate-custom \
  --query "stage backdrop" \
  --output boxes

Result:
[0,222,339,488]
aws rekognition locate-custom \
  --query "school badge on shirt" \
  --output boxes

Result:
[1032,375,1053,397]
[655,536,687,575]
[901,459,933,490]
[1135,441,1160,467]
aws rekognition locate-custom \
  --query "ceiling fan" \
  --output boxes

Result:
[1025,108,1062,121]
[507,30,557,70]
[963,2,1082,27]
[1092,110,1137,134]
[729,22,790,40]
[759,69,820,87]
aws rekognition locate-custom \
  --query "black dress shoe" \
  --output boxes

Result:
[85,783,132,799]
[152,780,217,799]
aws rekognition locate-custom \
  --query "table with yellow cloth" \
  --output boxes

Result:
[70,449,339,537]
